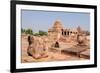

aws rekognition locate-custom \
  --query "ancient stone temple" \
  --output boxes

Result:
[48,20,80,42]
[48,20,63,41]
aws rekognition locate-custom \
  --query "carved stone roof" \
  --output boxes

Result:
[48,20,64,32]
[53,20,63,29]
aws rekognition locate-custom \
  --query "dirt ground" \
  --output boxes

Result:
[21,36,88,63]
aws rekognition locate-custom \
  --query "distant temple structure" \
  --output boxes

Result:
[48,20,88,43]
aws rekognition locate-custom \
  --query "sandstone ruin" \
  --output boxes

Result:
[22,19,90,62]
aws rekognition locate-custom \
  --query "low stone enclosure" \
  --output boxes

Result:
[51,44,90,59]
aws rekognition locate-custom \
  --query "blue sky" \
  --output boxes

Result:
[21,10,90,32]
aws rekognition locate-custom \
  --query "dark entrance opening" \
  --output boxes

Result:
[62,31,63,35]
[61,29,63,35]
[67,31,69,36]
[64,31,66,36]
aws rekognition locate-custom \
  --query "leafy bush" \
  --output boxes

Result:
[39,30,47,36]
[34,33,40,36]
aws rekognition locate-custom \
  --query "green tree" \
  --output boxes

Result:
[25,29,33,35]
[21,28,26,33]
